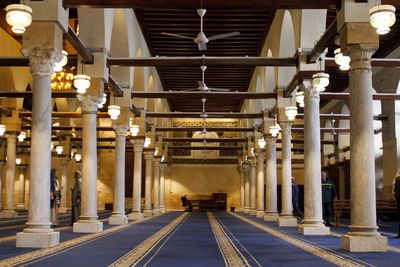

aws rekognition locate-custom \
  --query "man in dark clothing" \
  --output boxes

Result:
[394,172,400,238]
[321,171,336,226]
[292,177,303,221]
[71,171,82,225]
[181,194,193,212]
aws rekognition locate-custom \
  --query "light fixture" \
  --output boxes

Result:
[130,124,140,136]
[75,153,82,162]
[154,148,159,156]
[369,5,396,35]
[50,142,55,150]
[312,72,330,92]
[285,106,298,121]
[296,91,304,108]
[54,50,68,72]
[98,93,107,108]
[161,155,165,162]
[15,158,21,165]
[144,137,151,148]
[334,48,350,71]
[0,124,6,136]
[5,4,32,34]
[73,74,91,94]
[251,148,255,157]
[17,131,26,142]
[269,125,279,137]
[108,105,121,120]
[257,137,266,149]
[55,145,63,155]
[51,68,74,91]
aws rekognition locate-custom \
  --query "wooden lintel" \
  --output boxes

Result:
[0,56,77,67]
[146,112,262,119]
[296,113,387,121]
[156,127,254,132]
[66,26,94,64]
[131,91,276,99]
[18,111,109,118]
[0,91,78,98]
[284,71,315,97]
[307,19,338,63]
[107,75,124,97]
[163,138,247,143]
[325,58,400,68]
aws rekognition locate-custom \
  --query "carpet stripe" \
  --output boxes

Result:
[230,212,365,267]
[208,212,251,267]
[108,212,189,267]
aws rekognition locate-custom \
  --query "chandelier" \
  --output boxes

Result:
[369,5,396,35]
[5,4,32,34]
[257,137,266,149]
[51,67,75,91]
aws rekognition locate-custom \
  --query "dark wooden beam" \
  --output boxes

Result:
[0,56,78,67]
[296,113,387,121]
[19,111,110,118]
[325,58,400,68]
[163,138,247,143]
[107,57,297,67]
[320,92,400,100]
[292,127,349,133]
[307,19,337,63]
[284,71,315,97]
[21,126,114,131]
[63,0,339,10]
[107,75,124,97]
[131,91,276,99]
[170,146,241,151]
[147,112,262,119]
[156,127,253,132]
[0,91,78,98]
[65,26,94,64]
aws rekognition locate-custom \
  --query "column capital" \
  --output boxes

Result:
[77,94,102,114]
[302,80,320,100]
[255,149,265,158]
[347,45,376,70]
[153,156,162,164]
[265,136,277,145]
[16,164,27,170]
[279,122,292,134]
[133,139,144,153]
[143,150,155,160]
[113,125,128,137]
[160,163,168,170]
[22,47,61,77]
[59,157,69,166]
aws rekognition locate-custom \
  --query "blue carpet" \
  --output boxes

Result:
[24,212,182,267]
[143,212,226,267]
[237,212,400,267]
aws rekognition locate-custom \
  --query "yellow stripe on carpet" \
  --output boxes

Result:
[208,212,251,267]
[230,212,365,267]
[109,212,189,267]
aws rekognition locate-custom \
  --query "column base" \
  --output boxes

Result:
[108,215,128,225]
[16,204,26,210]
[249,209,256,216]
[341,234,388,252]
[0,210,18,218]
[256,210,265,218]
[153,209,161,216]
[128,211,144,221]
[160,207,166,214]
[243,208,250,214]
[237,207,243,212]
[73,220,103,233]
[16,231,60,248]
[143,209,153,217]
[278,216,298,227]
[264,213,279,221]
[298,224,330,235]
[58,207,68,214]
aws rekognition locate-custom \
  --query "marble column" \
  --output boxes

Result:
[153,157,161,215]
[159,163,167,213]
[256,150,265,218]
[143,150,154,217]
[58,157,68,213]
[338,164,346,200]
[298,82,329,235]
[128,139,145,221]
[0,135,18,218]
[16,165,27,210]
[278,123,297,227]
[340,45,387,252]
[0,161,4,211]
[249,158,257,215]
[239,165,245,212]
[243,164,250,214]
[264,136,279,221]
[17,33,62,247]
[109,126,129,225]
[73,95,103,233]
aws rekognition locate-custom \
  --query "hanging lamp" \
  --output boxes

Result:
[369,4,396,35]
[5,4,32,34]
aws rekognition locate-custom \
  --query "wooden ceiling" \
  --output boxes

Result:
[134,9,276,112]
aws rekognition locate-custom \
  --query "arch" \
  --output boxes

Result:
[323,120,335,166]
[192,131,219,159]
[263,49,276,110]
[338,105,350,161]
[277,11,296,88]
[133,48,145,108]
[146,75,155,112]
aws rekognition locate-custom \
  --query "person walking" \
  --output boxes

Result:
[394,172,400,238]
[292,177,303,222]
[71,171,82,225]
[50,168,61,226]
[321,171,336,226]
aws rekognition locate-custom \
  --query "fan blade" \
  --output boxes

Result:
[197,81,206,87]
[182,88,199,91]
[208,31,240,41]
[161,32,194,40]
[208,87,230,92]
[198,42,207,50]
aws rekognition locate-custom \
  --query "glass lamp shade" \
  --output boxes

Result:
[5,4,33,34]
[285,106,298,121]
[50,142,54,150]
[296,91,304,107]
[75,153,82,162]
[17,131,26,142]
[0,124,6,136]
[55,145,63,155]
[269,125,279,137]
[312,72,330,91]
[130,124,140,136]
[257,137,266,149]
[144,137,151,148]
[15,158,22,165]
[108,105,121,120]
[161,155,165,162]
[369,5,396,35]
[73,74,91,94]
[334,48,350,71]
[54,50,68,72]
[98,94,107,108]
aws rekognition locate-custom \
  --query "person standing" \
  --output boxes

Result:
[321,171,336,226]
[292,177,303,221]
[394,172,400,238]
[71,171,82,225]
[50,168,61,226]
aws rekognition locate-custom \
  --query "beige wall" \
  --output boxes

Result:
[165,164,240,211]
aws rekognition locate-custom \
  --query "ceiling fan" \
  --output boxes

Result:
[161,8,240,51]
[185,65,230,92]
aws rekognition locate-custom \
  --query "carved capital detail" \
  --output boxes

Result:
[113,125,128,137]
[77,94,102,114]
[22,47,62,77]
[265,137,277,147]
[279,122,292,135]
[304,86,320,100]
[133,139,144,153]
[348,45,375,70]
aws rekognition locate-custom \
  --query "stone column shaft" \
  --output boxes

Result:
[264,137,279,221]
[128,140,144,221]
[239,166,245,212]
[153,158,161,215]
[243,165,250,213]
[249,159,257,215]
[0,135,17,217]
[256,151,265,218]
[159,163,166,213]
[298,83,329,235]
[58,158,68,213]
[17,166,26,210]
[143,151,154,217]
[109,127,128,225]
[0,161,4,210]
